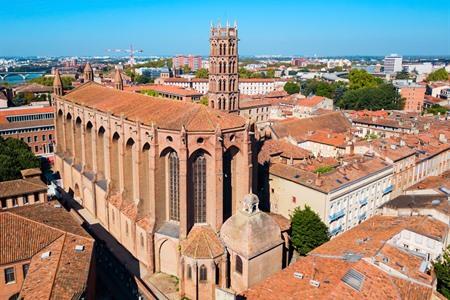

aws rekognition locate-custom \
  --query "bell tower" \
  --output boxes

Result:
[208,21,239,112]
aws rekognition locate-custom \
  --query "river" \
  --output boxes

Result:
[0,73,44,85]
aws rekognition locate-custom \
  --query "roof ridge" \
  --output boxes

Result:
[7,207,75,237]
[48,233,67,300]
[201,229,214,258]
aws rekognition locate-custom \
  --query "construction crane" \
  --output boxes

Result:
[106,44,143,66]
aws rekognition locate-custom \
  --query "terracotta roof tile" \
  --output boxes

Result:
[0,178,47,198]
[181,225,224,259]
[62,82,245,131]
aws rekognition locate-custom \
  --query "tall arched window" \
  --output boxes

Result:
[193,153,207,223]
[235,255,243,274]
[169,151,180,221]
[199,265,207,282]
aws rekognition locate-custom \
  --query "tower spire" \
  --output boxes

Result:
[83,62,94,82]
[114,68,123,91]
[53,69,63,96]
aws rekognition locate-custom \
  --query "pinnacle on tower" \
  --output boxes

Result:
[53,69,63,96]
[83,62,94,82]
[114,68,123,91]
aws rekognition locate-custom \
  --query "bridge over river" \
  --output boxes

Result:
[0,71,45,81]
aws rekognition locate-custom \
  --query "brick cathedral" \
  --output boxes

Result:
[53,23,286,300]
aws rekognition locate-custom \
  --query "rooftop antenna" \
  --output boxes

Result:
[234,20,238,28]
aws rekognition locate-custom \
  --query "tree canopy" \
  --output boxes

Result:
[284,81,300,95]
[348,69,383,90]
[426,104,448,115]
[426,68,449,82]
[301,79,347,100]
[395,70,410,80]
[30,76,74,88]
[0,137,40,181]
[195,68,209,79]
[433,246,450,298]
[290,206,330,255]
[337,83,404,110]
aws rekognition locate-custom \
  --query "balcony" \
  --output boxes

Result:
[359,198,368,207]
[330,225,343,236]
[383,184,394,195]
[329,209,345,223]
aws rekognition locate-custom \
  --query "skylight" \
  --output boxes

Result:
[341,269,365,291]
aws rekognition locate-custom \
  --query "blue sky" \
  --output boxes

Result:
[1,0,449,56]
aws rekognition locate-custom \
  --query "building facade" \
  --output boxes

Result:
[173,55,203,72]
[384,54,403,74]
[0,106,56,157]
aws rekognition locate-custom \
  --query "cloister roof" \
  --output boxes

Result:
[62,82,246,132]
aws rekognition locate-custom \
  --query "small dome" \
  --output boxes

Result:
[220,194,282,259]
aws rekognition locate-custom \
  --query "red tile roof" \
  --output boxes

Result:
[61,82,245,132]
[0,201,94,299]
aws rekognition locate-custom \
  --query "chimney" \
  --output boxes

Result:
[439,133,447,144]
[315,173,323,187]
[345,141,354,155]
[400,139,406,147]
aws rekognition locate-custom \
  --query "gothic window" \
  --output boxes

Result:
[169,151,180,221]
[199,265,207,281]
[187,265,192,280]
[236,255,243,274]
[193,153,207,223]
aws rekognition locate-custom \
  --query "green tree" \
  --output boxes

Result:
[284,81,300,95]
[0,137,40,181]
[266,69,275,78]
[426,104,448,115]
[30,76,74,88]
[395,70,410,80]
[348,69,382,90]
[426,68,449,82]
[433,246,450,298]
[195,68,209,79]
[135,74,152,84]
[199,96,209,106]
[338,83,404,110]
[290,206,330,255]
[182,65,191,74]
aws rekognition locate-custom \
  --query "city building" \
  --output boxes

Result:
[0,168,47,209]
[0,105,56,158]
[293,96,334,118]
[125,84,203,102]
[393,80,426,112]
[426,81,450,98]
[135,66,171,79]
[12,83,53,103]
[239,78,288,96]
[243,214,448,300]
[238,98,271,124]
[208,24,239,111]
[0,201,95,300]
[173,55,203,71]
[267,154,394,236]
[383,54,403,74]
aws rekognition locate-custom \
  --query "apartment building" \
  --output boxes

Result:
[268,155,394,236]
[0,105,55,157]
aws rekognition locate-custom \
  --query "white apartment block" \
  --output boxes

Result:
[269,158,394,237]
[384,54,403,74]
